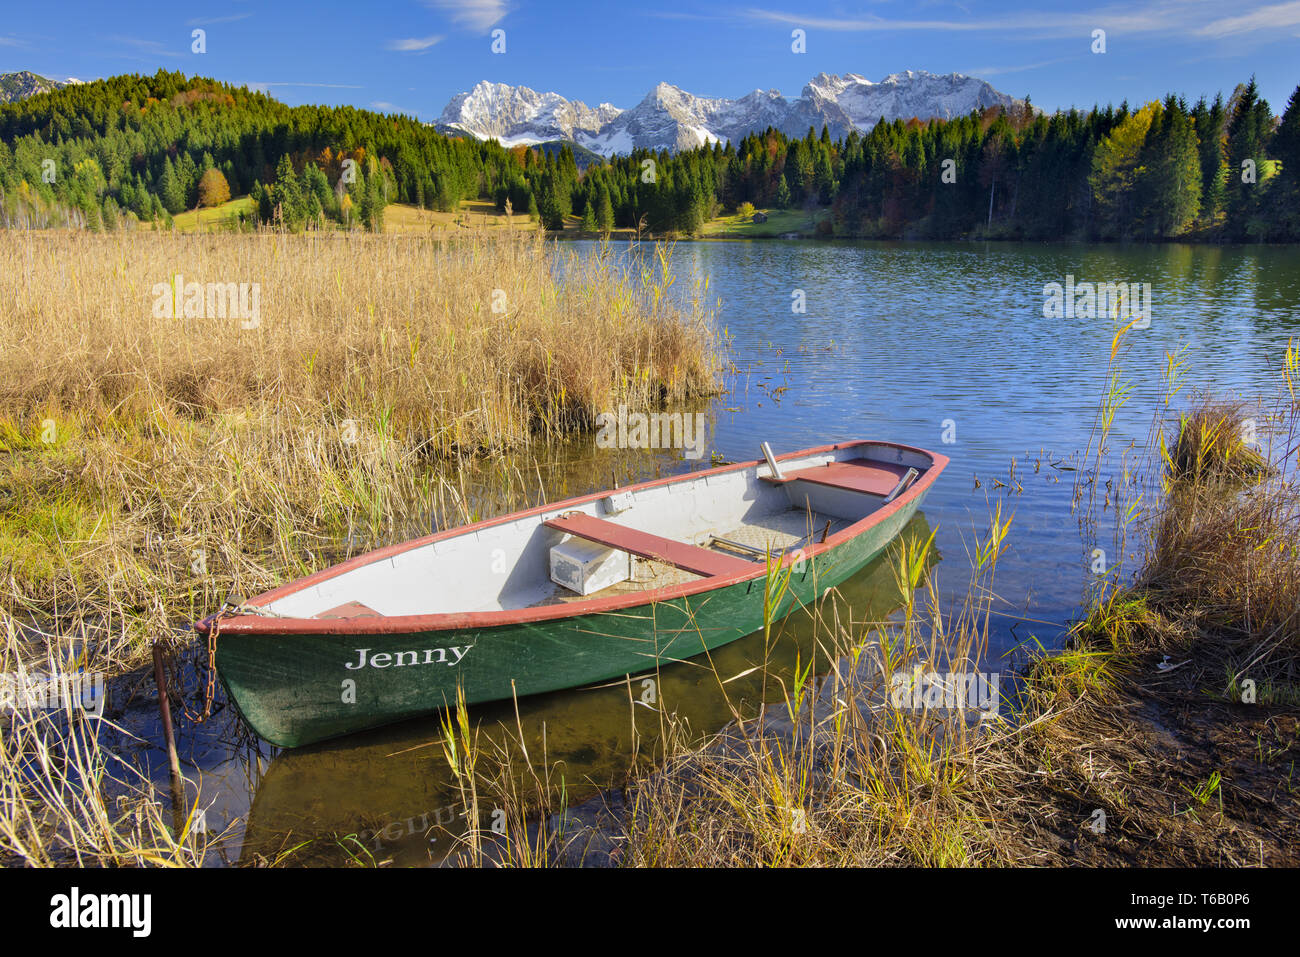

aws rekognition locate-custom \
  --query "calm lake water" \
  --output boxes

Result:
[678,239,1299,649]
[125,239,1300,865]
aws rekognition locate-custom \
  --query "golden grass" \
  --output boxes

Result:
[0,229,719,662]
[1144,401,1300,676]
[0,226,720,865]
[0,226,721,866]
[381,200,548,235]
[1163,400,1271,486]
[0,229,718,448]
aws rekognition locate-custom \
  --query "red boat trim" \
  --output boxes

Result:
[197,440,948,636]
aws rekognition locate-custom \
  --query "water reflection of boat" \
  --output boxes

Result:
[201,441,947,748]
[238,513,936,866]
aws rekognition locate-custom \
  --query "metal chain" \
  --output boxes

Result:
[173,598,286,724]
[177,605,226,723]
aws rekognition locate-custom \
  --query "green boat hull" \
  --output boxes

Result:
[216,494,923,748]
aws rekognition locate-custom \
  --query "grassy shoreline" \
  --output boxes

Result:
[0,228,727,868]
[431,375,1300,867]
[167,198,1300,245]
[0,227,722,669]
[2,224,1296,866]
[609,397,1299,866]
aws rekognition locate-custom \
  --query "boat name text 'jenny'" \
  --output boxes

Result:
[345,646,471,670]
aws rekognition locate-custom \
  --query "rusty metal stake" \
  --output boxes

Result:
[151,640,187,840]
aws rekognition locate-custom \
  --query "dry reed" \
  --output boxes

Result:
[0,227,720,866]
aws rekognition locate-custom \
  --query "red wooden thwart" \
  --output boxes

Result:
[544,512,753,579]
[764,457,918,497]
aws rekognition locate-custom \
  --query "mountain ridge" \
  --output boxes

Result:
[438,71,1026,155]
[0,71,82,103]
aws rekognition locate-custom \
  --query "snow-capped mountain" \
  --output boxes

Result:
[436,81,622,146]
[582,83,792,155]
[437,71,1025,156]
[797,71,1018,134]
[0,71,77,103]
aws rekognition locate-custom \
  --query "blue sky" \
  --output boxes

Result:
[2,1,1297,119]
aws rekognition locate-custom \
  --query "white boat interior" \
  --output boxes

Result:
[261,443,937,619]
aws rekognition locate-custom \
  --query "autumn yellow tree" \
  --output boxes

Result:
[196,167,231,208]
[1089,103,1157,238]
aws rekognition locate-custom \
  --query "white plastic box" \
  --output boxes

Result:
[550,537,631,595]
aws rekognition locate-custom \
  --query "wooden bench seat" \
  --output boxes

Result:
[765,458,919,497]
[316,600,383,619]
[544,512,754,579]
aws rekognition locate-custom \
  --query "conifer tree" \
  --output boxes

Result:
[158,157,185,214]
[775,176,791,209]
[596,184,614,234]
[1138,98,1201,237]
[1224,78,1272,235]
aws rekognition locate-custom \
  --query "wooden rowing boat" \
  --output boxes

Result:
[197,440,947,747]
[237,523,936,864]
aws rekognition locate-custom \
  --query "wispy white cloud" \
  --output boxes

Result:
[961,57,1079,76]
[642,10,732,20]
[186,14,253,26]
[0,35,26,47]
[423,0,509,31]
[1196,1,1300,36]
[387,34,444,52]
[743,6,1150,35]
[743,1,1298,40]
[109,35,185,58]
